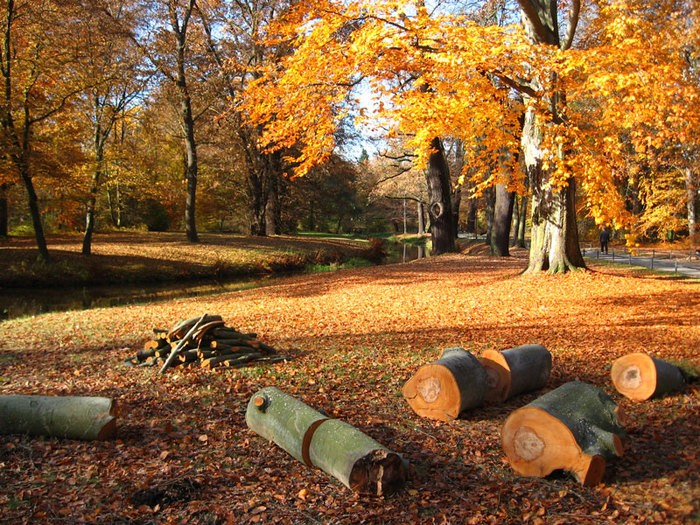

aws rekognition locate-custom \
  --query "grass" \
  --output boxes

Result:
[0,231,372,288]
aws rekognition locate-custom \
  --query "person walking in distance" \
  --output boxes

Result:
[599,226,610,254]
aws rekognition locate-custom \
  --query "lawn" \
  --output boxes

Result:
[0,249,698,524]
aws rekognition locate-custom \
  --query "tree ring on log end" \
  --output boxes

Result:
[610,353,657,401]
[348,449,406,496]
[417,377,441,403]
[429,202,444,219]
[621,365,642,389]
[513,426,545,461]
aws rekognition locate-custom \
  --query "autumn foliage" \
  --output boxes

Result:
[0,252,697,523]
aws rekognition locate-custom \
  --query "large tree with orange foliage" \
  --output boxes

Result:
[243,0,699,271]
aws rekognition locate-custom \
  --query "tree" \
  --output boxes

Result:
[0,0,87,261]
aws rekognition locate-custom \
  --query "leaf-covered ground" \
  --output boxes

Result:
[0,252,698,524]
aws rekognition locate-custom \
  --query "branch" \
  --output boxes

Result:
[516,0,550,44]
[561,0,580,51]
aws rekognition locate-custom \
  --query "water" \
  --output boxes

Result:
[0,241,428,321]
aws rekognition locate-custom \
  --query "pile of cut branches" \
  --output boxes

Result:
[125,314,288,371]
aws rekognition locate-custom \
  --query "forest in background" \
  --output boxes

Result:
[1,0,698,270]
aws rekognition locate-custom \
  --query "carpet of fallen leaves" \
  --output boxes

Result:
[0,251,698,524]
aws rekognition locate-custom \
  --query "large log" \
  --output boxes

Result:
[246,387,407,496]
[402,347,487,421]
[0,395,117,440]
[502,382,626,486]
[610,352,686,401]
[479,344,552,403]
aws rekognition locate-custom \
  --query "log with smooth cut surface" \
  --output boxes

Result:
[0,395,117,440]
[479,344,552,403]
[610,352,686,401]
[502,382,626,486]
[402,347,487,421]
[245,387,406,496]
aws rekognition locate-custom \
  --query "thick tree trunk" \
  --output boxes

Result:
[502,382,626,486]
[491,183,515,256]
[610,352,686,401]
[426,137,456,255]
[19,162,50,262]
[511,195,520,247]
[517,193,528,247]
[484,186,495,245]
[266,171,282,235]
[479,344,551,403]
[0,395,117,440]
[402,347,487,421]
[246,387,407,495]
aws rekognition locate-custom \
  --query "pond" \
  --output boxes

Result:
[0,241,428,321]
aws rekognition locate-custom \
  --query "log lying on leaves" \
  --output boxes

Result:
[0,395,117,440]
[124,314,288,371]
[479,344,552,403]
[402,347,487,421]
[610,352,687,401]
[502,382,626,486]
[246,386,407,496]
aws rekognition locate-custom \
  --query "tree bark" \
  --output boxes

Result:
[402,347,487,421]
[517,192,528,247]
[502,381,626,486]
[491,183,515,256]
[417,201,425,234]
[246,387,407,495]
[610,352,686,401]
[511,195,520,247]
[0,395,117,440]
[484,185,495,245]
[479,344,551,403]
[425,137,456,255]
[685,167,697,254]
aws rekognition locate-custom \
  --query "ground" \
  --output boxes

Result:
[0,249,698,524]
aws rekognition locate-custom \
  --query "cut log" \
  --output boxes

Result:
[168,314,222,340]
[402,347,487,421]
[192,320,226,343]
[201,352,262,369]
[246,387,406,495]
[502,382,626,486]
[159,313,208,374]
[610,352,686,401]
[479,344,552,403]
[0,395,117,440]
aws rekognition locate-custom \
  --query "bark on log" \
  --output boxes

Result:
[610,352,686,401]
[479,344,552,403]
[168,314,222,340]
[0,395,117,440]
[246,387,407,495]
[402,347,487,421]
[502,382,626,486]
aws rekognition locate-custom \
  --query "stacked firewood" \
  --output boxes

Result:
[125,314,287,370]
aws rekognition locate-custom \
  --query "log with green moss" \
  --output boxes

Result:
[0,395,117,440]
[246,387,407,495]
[502,382,626,486]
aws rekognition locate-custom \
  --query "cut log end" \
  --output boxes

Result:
[96,417,117,441]
[503,406,606,486]
[402,363,460,421]
[479,352,510,403]
[611,352,685,401]
[348,449,406,496]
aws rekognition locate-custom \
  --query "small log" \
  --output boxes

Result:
[168,314,222,340]
[143,340,160,351]
[246,387,407,495]
[193,320,226,343]
[0,395,117,440]
[502,381,626,486]
[479,344,552,403]
[136,348,158,362]
[201,352,262,369]
[212,338,257,348]
[213,327,256,339]
[402,347,487,421]
[610,352,686,401]
[160,313,209,374]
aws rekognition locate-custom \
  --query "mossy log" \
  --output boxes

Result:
[0,395,117,440]
[502,382,626,486]
[610,352,686,401]
[479,344,552,403]
[246,387,407,495]
[402,347,487,421]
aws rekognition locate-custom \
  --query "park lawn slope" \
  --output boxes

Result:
[0,253,698,524]
[0,232,371,287]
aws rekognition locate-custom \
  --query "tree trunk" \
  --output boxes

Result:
[246,387,407,495]
[511,195,520,247]
[502,382,626,486]
[417,201,425,234]
[517,192,528,247]
[266,171,282,235]
[402,347,487,421]
[82,134,105,255]
[19,160,50,262]
[465,195,477,235]
[425,137,456,255]
[491,183,515,256]
[0,182,8,237]
[685,167,697,254]
[484,185,495,245]
[0,395,117,440]
[479,344,551,403]
[610,352,686,401]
